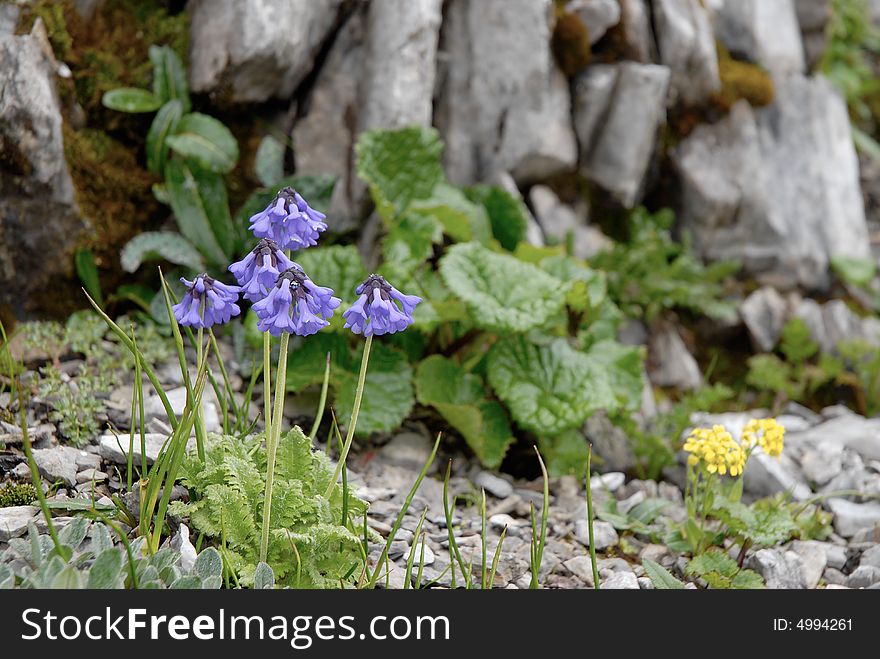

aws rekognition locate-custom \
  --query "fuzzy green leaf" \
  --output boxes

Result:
[253,562,275,589]
[466,184,529,251]
[537,430,588,477]
[193,547,223,586]
[686,550,764,589]
[146,100,183,175]
[416,355,515,468]
[440,242,567,333]
[166,113,239,174]
[87,549,125,589]
[642,558,685,589]
[356,126,445,220]
[254,135,286,187]
[149,45,190,112]
[488,336,617,435]
[120,231,205,273]
[382,213,443,281]
[102,87,162,113]
[410,183,492,244]
[165,159,232,265]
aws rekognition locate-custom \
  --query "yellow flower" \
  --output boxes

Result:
[742,418,785,458]
[684,424,746,477]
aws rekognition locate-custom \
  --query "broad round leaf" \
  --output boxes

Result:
[102,87,162,113]
[439,242,568,332]
[166,112,239,173]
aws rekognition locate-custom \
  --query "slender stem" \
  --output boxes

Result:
[195,327,207,461]
[263,332,272,432]
[585,444,601,590]
[324,335,372,499]
[309,352,332,440]
[260,332,290,564]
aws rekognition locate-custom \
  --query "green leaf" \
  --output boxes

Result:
[410,183,492,244]
[466,184,529,251]
[382,214,443,281]
[294,245,367,306]
[52,565,84,589]
[286,333,349,392]
[642,558,685,589]
[74,248,103,307]
[540,255,606,312]
[146,100,183,175]
[149,45,190,112]
[58,517,90,551]
[120,231,205,273]
[0,564,13,589]
[685,549,764,589]
[415,355,515,468]
[488,336,617,435]
[583,340,644,412]
[87,549,124,589]
[537,430,588,477]
[356,126,444,220]
[101,87,162,113]
[165,159,232,266]
[166,113,239,174]
[254,135,286,187]
[193,547,223,584]
[253,562,275,589]
[831,255,877,287]
[170,575,203,589]
[439,242,567,333]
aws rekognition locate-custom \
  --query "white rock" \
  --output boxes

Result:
[564,555,598,586]
[794,0,832,69]
[529,185,610,260]
[618,0,655,62]
[743,452,812,501]
[0,505,39,542]
[593,471,626,492]
[143,386,220,434]
[474,471,514,499]
[647,324,703,390]
[748,548,807,589]
[788,540,828,589]
[861,545,880,569]
[565,0,621,44]
[32,446,81,488]
[821,299,864,352]
[379,432,435,471]
[740,286,789,353]
[437,0,577,185]
[600,570,640,589]
[794,298,830,353]
[847,565,880,588]
[580,62,670,207]
[714,0,805,79]
[75,468,107,484]
[828,498,880,538]
[99,433,195,466]
[188,0,344,102]
[574,519,619,550]
[652,0,720,105]
[787,415,880,462]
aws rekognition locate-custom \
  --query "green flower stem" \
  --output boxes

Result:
[309,352,332,440]
[195,326,208,461]
[324,335,372,500]
[260,331,290,564]
[263,332,272,432]
[584,444,600,591]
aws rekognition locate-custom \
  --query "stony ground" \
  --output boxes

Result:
[2,342,880,589]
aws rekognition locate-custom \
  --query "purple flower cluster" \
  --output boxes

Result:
[172,274,241,329]
[228,238,296,302]
[249,187,327,252]
[342,274,421,337]
[253,266,341,337]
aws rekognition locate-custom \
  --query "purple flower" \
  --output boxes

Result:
[172,274,241,328]
[252,265,341,337]
[248,187,327,251]
[228,238,297,302]
[342,274,421,337]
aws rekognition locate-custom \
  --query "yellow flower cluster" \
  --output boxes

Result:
[683,425,747,476]
[741,418,785,457]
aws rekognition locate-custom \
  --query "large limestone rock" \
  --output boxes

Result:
[436,0,577,185]
[672,77,870,289]
[565,0,621,45]
[714,0,806,79]
[574,63,670,207]
[188,0,344,102]
[0,20,83,315]
[618,0,655,63]
[794,0,832,69]
[652,0,720,105]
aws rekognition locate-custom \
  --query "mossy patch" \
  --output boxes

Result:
[552,10,592,77]
[712,48,775,112]
[0,482,38,508]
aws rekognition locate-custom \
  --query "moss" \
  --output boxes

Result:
[712,49,775,112]
[0,482,38,508]
[63,125,158,282]
[552,11,592,77]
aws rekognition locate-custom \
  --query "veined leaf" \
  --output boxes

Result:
[254,134,286,187]
[439,242,567,333]
[149,45,191,112]
[466,184,529,251]
[416,355,515,468]
[487,336,617,435]
[382,213,443,281]
[294,245,367,306]
[120,231,205,273]
[102,87,162,113]
[146,100,183,175]
[410,183,492,244]
[642,558,685,589]
[166,113,239,174]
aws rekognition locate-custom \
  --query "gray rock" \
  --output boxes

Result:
[823,567,848,586]
[378,431,435,472]
[574,519,619,550]
[794,0,832,68]
[584,413,638,472]
[32,446,83,488]
[673,82,870,289]
[743,452,812,501]
[825,544,849,571]
[619,0,655,62]
[580,62,670,207]
[75,468,107,484]
[143,387,220,434]
[529,185,610,259]
[0,3,19,36]
[860,545,880,568]
[565,0,621,44]
[0,505,39,542]
[474,471,514,499]
[292,6,366,228]
[828,498,880,537]
[188,0,344,102]
[406,541,435,567]
[652,0,720,105]
[437,0,577,185]
[0,20,83,315]
[800,446,842,487]
[846,565,880,588]
[600,570,640,589]
[794,298,831,353]
[748,548,807,589]
[714,0,806,78]
[99,433,195,466]
[593,471,626,493]
[788,415,880,462]
[572,65,618,159]
[821,300,864,353]
[788,540,828,589]
[647,324,703,390]
[563,555,598,586]
[740,286,788,352]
